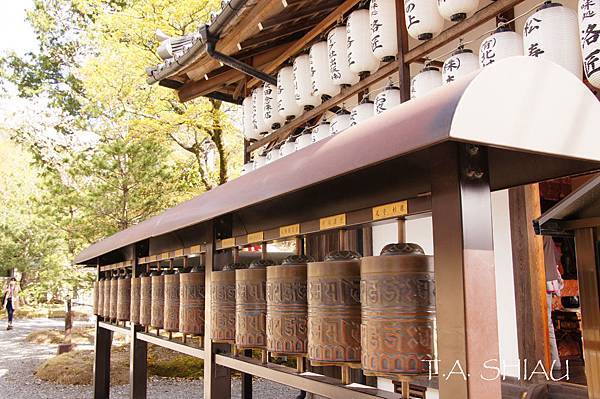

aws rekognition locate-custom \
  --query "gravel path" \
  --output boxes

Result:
[0,318,299,398]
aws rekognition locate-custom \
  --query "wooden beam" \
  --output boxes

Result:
[259,5,338,31]
[247,0,361,89]
[405,0,523,64]
[395,0,410,102]
[509,184,551,378]
[248,60,400,152]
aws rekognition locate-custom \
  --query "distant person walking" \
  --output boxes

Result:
[3,277,20,330]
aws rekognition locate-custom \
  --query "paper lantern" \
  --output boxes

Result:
[295,130,313,151]
[254,152,267,169]
[437,0,479,22]
[374,84,401,114]
[280,137,297,157]
[252,88,269,135]
[405,0,444,40]
[266,146,281,164]
[442,47,479,84]
[370,0,398,61]
[294,54,321,110]
[350,101,375,126]
[278,66,303,119]
[263,82,285,130]
[479,26,524,68]
[410,66,442,99]
[523,2,582,79]
[241,161,254,175]
[330,110,352,135]
[243,96,259,140]
[580,0,600,87]
[310,41,341,98]
[311,122,331,143]
[347,9,381,75]
[327,26,360,86]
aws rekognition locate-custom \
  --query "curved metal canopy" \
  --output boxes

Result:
[76,57,600,264]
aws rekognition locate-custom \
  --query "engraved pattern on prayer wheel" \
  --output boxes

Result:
[210,264,240,342]
[93,281,99,315]
[103,276,111,318]
[140,273,152,327]
[98,279,105,317]
[235,259,273,349]
[151,271,165,329]
[117,273,131,322]
[164,270,180,332]
[307,251,362,364]
[360,243,436,378]
[130,276,141,325]
[266,255,312,355]
[179,266,205,336]
[110,275,119,321]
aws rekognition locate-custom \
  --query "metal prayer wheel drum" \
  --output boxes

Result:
[110,275,119,321]
[130,276,141,325]
[266,255,312,355]
[97,279,105,317]
[103,276,111,318]
[210,264,239,342]
[93,281,99,315]
[179,266,205,336]
[360,243,436,378]
[236,259,273,349]
[151,271,165,329]
[116,273,131,322]
[164,270,180,332]
[139,273,152,327]
[307,251,362,364]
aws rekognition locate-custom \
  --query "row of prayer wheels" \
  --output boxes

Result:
[93,264,206,336]
[210,243,436,381]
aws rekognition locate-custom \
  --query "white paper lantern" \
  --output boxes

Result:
[295,131,313,150]
[479,27,523,68]
[347,9,381,75]
[311,122,331,143]
[437,0,479,22]
[243,96,259,140]
[330,110,353,135]
[350,101,375,126]
[277,66,303,119]
[523,2,582,80]
[405,0,444,41]
[580,0,600,88]
[280,139,297,157]
[442,47,479,84]
[410,66,442,99]
[266,146,281,164]
[254,152,267,169]
[370,0,398,61]
[328,26,360,86]
[310,41,341,99]
[294,54,321,110]
[263,82,285,130]
[252,88,269,135]
[374,84,402,114]
[241,161,254,175]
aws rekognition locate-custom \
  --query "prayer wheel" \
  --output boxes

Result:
[151,269,165,329]
[130,274,141,325]
[93,281,99,315]
[360,243,436,379]
[179,264,205,336]
[103,274,111,319]
[164,269,180,332]
[211,263,241,342]
[266,255,312,355]
[307,251,361,364]
[235,259,274,349]
[110,273,119,321]
[116,272,131,322]
[140,272,152,327]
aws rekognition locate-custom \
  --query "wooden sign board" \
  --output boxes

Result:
[221,238,236,249]
[247,231,264,244]
[372,200,408,221]
[279,224,300,238]
[320,214,346,230]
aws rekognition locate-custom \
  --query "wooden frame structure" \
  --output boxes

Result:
[84,1,600,399]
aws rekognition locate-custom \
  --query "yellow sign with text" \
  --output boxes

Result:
[320,214,347,230]
[221,238,236,249]
[247,231,264,244]
[372,200,408,221]
[279,224,301,238]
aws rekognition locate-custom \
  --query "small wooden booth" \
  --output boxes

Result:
[79,1,600,399]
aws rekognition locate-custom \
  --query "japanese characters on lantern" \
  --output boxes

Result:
[479,27,524,68]
[370,0,398,61]
[328,26,360,86]
[579,0,600,88]
[348,9,381,75]
[442,46,479,84]
[405,0,445,41]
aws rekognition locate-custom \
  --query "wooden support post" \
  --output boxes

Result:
[431,143,501,399]
[94,260,112,399]
[130,251,148,399]
[242,349,254,399]
[395,0,411,102]
[362,226,373,257]
[574,228,600,399]
[398,219,406,244]
[204,223,232,399]
[508,184,551,378]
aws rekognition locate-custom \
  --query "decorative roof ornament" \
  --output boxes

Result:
[155,29,194,61]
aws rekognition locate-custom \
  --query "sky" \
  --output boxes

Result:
[0,0,36,55]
